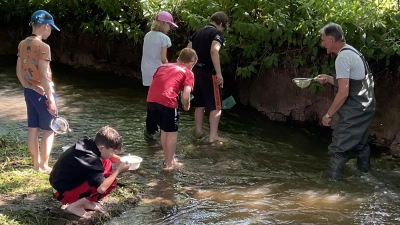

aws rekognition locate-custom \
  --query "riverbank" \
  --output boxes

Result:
[0,127,142,225]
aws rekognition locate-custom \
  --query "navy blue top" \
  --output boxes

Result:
[189,24,224,72]
[49,137,105,192]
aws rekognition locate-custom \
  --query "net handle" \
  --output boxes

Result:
[292,78,314,81]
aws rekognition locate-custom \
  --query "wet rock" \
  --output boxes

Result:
[390,130,400,158]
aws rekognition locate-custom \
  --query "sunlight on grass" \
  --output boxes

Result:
[0,213,19,225]
[0,169,51,195]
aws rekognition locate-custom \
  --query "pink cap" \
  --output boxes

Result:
[155,11,178,28]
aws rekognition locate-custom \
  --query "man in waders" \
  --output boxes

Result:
[315,22,376,181]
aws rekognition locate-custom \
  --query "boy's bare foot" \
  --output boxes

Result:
[195,130,204,139]
[38,166,52,174]
[82,201,105,213]
[172,160,183,168]
[162,159,183,171]
[209,136,228,143]
[64,205,91,219]
[162,166,174,172]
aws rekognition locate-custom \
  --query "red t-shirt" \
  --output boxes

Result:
[147,63,194,108]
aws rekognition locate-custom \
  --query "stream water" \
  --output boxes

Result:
[1,64,400,225]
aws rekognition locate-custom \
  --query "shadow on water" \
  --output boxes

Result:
[1,63,400,224]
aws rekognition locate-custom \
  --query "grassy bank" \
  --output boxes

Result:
[0,129,141,225]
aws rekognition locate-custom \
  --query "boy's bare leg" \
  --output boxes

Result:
[161,131,177,168]
[65,198,92,218]
[209,109,224,143]
[39,130,54,173]
[194,107,205,138]
[27,128,40,170]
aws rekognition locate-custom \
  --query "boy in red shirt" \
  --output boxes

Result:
[146,48,197,169]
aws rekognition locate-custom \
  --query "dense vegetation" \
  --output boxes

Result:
[1,0,399,92]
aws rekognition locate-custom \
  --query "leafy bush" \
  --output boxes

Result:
[0,0,399,81]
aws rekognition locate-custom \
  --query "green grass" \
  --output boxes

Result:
[0,130,52,195]
[0,214,20,225]
[0,169,51,195]
[0,130,54,225]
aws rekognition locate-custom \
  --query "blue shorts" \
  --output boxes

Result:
[24,88,58,130]
[146,102,179,132]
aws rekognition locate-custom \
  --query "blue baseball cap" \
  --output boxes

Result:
[31,10,60,31]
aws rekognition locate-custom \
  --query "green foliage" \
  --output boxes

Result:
[0,0,399,82]
[178,0,400,79]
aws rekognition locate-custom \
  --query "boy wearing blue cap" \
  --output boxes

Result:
[16,10,60,173]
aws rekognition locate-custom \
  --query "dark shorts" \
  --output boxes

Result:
[53,159,116,204]
[146,102,179,132]
[24,88,58,130]
[191,67,222,110]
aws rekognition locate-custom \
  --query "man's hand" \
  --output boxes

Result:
[322,116,331,126]
[315,74,333,85]
[216,73,223,88]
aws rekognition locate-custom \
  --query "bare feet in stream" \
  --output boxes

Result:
[210,136,228,144]
[162,159,183,171]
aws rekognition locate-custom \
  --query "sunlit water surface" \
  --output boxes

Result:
[1,64,400,225]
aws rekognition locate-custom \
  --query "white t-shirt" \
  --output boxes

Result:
[141,31,172,86]
[335,44,366,80]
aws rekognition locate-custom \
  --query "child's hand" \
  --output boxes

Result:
[182,102,190,111]
[117,162,131,173]
[45,100,57,116]
[216,73,223,88]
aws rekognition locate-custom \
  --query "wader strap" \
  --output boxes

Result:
[340,48,372,75]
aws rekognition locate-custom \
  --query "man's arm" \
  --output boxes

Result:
[187,42,192,49]
[322,78,349,126]
[210,41,223,87]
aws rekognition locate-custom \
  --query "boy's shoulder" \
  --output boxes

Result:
[18,37,51,49]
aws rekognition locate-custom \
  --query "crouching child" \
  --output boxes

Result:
[49,126,131,218]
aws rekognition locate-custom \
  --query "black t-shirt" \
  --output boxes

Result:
[189,24,224,72]
[49,137,105,192]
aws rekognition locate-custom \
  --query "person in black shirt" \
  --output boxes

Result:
[49,126,131,218]
[187,11,229,143]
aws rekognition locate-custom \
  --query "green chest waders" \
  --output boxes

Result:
[326,48,376,180]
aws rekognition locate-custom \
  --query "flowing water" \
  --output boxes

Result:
[1,63,400,225]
